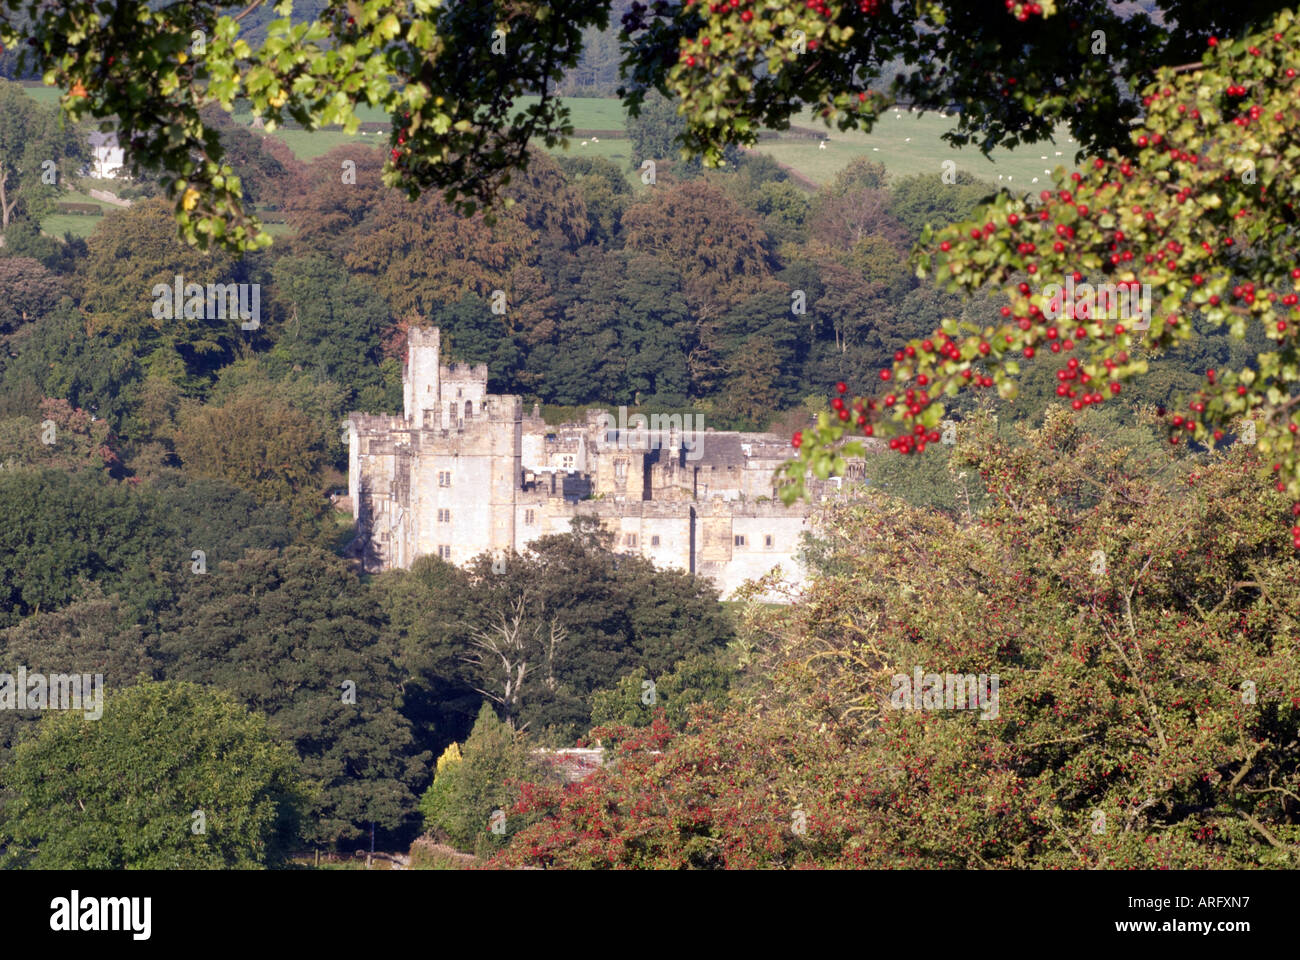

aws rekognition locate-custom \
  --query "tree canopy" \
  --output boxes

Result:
[0,680,308,869]
[0,1,1263,250]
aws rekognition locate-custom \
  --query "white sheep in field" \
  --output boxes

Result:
[819,140,827,150]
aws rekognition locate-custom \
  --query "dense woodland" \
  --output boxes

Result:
[0,1,1296,866]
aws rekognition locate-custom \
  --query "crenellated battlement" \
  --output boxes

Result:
[440,362,489,381]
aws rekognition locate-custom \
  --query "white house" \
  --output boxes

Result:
[87,130,126,180]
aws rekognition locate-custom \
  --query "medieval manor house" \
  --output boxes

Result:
[346,327,865,599]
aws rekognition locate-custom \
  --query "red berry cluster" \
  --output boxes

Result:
[1004,1,1043,20]
[858,0,880,14]
[390,112,413,166]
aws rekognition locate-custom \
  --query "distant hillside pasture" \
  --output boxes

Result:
[512,98,1076,193]
[761,106,1079,186]
[22,85,1078,226]
[271,127,366,161]
[513,95,630,133]
[17,81,60,105]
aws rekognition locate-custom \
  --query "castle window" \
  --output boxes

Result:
[437,509,451,523]
[734,535,746,547]
[614,460,628,481]
[524,509,535,525]
[437,545,451,560]
[465,400,473,417]
[438,471,451,487]
[651,535,660,547]
[764,534,773,548]
[624,533,638,548]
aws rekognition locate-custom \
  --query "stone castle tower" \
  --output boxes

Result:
[348,326,521,570]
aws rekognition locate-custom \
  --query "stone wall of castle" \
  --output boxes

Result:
[347,327,858,600]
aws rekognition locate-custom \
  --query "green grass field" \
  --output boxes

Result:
[38,177,136,239]
[516,98,1077,192]
[765,105,1078,186]
[62,188,117,209]
[41,214,100,238]
[18,83,61,105]
[270,126,368,161]
[514,95,630,132]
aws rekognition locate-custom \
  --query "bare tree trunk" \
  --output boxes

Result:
[0,168,17,230]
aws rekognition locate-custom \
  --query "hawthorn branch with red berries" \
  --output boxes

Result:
[781,10,1300,552]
